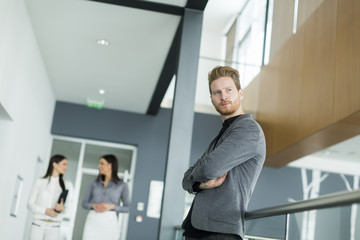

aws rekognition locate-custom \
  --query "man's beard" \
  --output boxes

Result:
[214,99,240,116]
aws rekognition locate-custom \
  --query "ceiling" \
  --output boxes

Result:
[24,0,360,174]
[289,135,360,176]
[25,0,189,114]
[24,0,245,115]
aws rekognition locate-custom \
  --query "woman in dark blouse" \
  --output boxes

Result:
[82,154,130,240]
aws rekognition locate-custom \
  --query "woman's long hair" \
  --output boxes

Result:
[43,154,67,192]
[97,154,121,184]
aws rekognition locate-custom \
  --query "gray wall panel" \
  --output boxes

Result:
[52,101,171,240]
[52,101,355,239]
[51,101,221,240]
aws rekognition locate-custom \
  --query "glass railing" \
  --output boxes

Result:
[174,190,360,240]
[175,226,184,240]
[244,190,360,240]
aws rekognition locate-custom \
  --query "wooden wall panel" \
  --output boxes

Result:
[333,0,360,121]
[269,0,295,59]
[271,30,304,153]
[256,61,280,155]
[266,110,360,167]
[299,0,337,137]
[242,72,260,115]
[247,29,305,158]
[297,0,325,30]
[242,0,360,167]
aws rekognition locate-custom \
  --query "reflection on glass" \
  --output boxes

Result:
[73,173,94,240]
[83,144,132,173]
[50,139,81,184]
[245,215,286,240]
[48,138,136,240]
[246,203,360,240]
[235,0,269,89]
[183,192,194,221]
[289,204,360,240]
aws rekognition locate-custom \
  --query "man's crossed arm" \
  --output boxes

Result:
[199,173,228,190]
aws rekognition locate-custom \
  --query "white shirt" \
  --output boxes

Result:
[27,176,73,221]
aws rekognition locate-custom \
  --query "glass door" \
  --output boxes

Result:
[72,172,95,240]
[49,139,82,240]
[47,136,136,240]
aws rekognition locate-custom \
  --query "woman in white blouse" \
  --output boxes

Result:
[27,154,72,240]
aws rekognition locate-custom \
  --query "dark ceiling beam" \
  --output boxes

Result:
[89,0,209,115]
[146,1,208,115]
[88,0,184,15]
[185,0,208,11]
[146,22,182,115]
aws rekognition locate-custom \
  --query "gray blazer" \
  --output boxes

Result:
[182,114,266,237]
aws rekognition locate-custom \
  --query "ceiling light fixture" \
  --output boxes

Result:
[98,89,106,95]
[97,39,109,46]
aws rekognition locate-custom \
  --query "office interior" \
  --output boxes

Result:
[1,0,360,239]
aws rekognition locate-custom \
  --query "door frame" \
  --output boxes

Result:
[51,135,137,240]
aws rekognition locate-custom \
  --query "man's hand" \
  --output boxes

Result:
[199,173,228,190]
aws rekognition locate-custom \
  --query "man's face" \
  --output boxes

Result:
[210,76,243,117]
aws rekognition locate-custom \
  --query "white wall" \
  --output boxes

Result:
[161,27,225,115]
[194,30,225,114]
[0,0,55,239]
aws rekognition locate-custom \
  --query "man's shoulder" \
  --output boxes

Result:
[234,114,260,127]
[232,115,265,139]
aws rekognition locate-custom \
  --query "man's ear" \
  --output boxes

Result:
[239,89,244,100]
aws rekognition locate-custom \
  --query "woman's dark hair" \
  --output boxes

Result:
[43,154,67,192]
[97,154,121,184]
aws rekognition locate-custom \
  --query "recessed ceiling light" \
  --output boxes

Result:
[98,89,106,95]
[97,39,109,46]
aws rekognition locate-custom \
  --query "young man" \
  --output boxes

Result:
[182,66,266,240]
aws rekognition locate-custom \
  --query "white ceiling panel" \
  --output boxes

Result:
[25,0,181,113]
